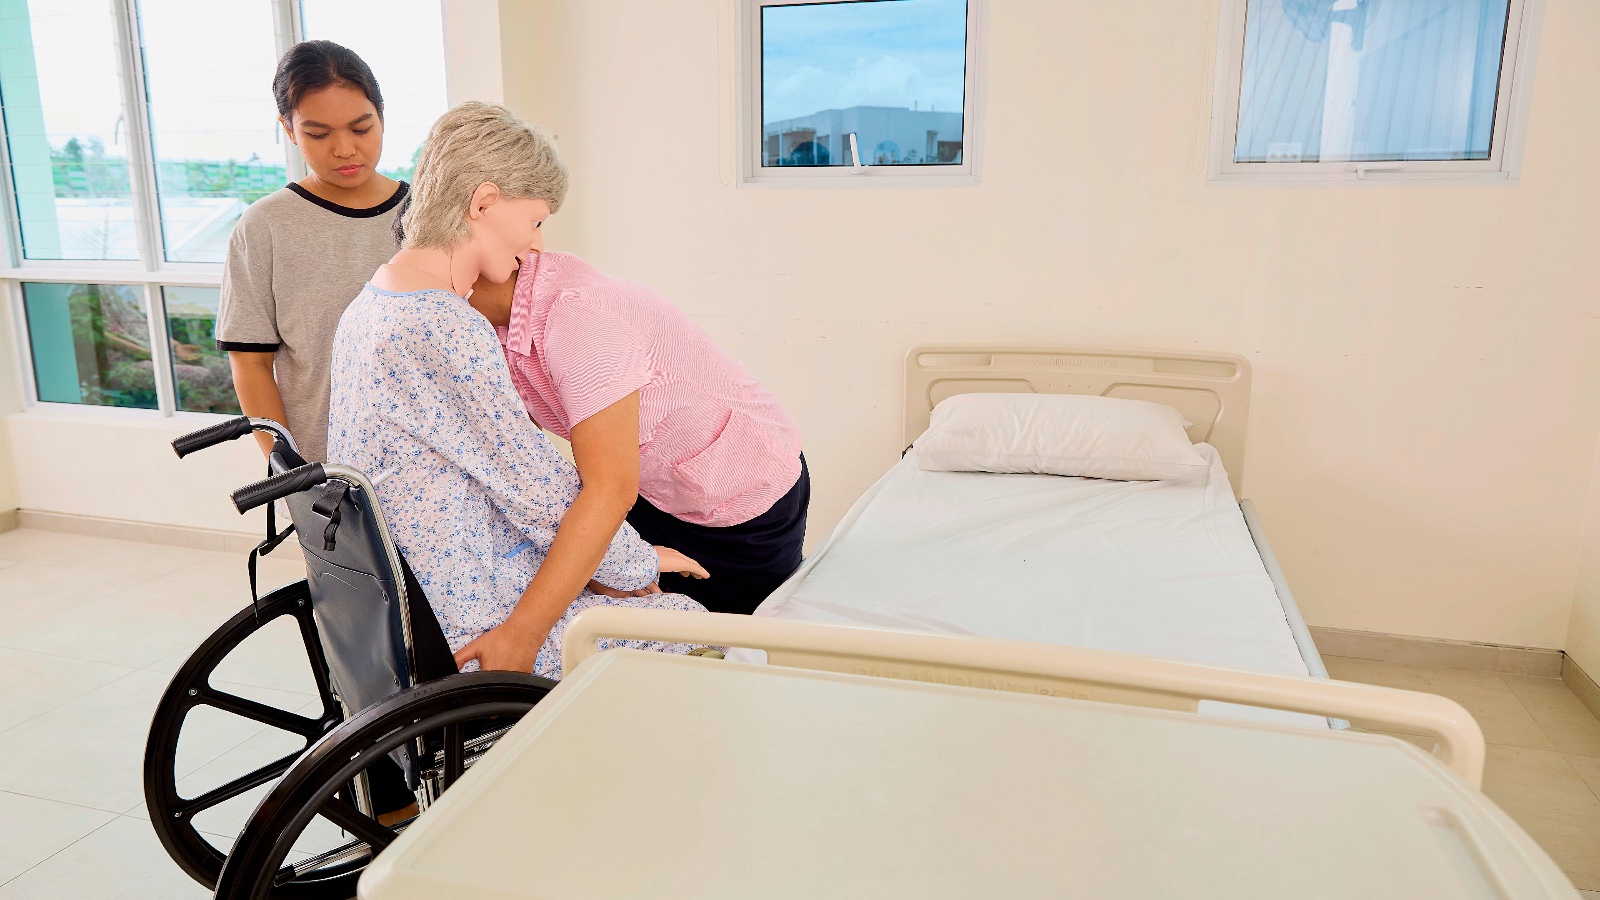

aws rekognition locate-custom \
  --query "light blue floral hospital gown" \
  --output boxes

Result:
[327,285,707,679]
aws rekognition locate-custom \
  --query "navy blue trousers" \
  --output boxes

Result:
[625,455,810,615]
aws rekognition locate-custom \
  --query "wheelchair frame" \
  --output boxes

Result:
[144,417,555,900]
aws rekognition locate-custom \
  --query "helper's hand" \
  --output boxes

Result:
[655,546,710,579]
[586,579,661,598]
[453,616,551,673]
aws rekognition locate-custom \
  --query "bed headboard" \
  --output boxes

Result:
[904,346,1253,495]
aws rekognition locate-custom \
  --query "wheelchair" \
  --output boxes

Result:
[143,417,555,899]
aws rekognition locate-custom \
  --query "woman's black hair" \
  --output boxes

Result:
[273,40,384,122]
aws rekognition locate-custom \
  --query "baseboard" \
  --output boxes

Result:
[16,509,261,554]
[1309,626,1564,678]
[0,508,17,535]
[1564,656,1600,722]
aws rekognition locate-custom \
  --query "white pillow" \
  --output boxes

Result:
[914,392,1208,481]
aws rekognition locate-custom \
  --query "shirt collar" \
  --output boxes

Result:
[505,253,541,357]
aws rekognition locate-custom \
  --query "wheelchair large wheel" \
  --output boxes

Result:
[144,580,343,891]
[215,671,554,900]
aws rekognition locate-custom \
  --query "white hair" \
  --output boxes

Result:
[398,101,568,250]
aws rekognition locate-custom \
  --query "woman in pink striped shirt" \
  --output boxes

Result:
[388,105,806,673]
[464,182,809,629]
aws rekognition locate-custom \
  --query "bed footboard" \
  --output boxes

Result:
[564,608,1487,786]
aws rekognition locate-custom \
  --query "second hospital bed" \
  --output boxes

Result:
[749,346,1329,726]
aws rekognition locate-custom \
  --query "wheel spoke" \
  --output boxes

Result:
[176,751,301,817]
[316,796,396,851]
[202,689,323,737]
[442,722,464,790]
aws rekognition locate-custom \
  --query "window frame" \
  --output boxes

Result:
[1206,0,1544,185]
[738,0,988,189]
[0,0,409,422]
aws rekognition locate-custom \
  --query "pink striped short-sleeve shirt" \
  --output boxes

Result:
[497,252,803,527]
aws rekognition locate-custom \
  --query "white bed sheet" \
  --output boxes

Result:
[753,444,1321,727]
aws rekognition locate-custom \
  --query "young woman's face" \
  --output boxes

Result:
[284,83,384,189]
[470,195,550,285]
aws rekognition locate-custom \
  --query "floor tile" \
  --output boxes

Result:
[0,815,209,899]
[0,791,116,885]
[1480,745,1600,890]
[1568,754,1600,799]
[0,648,136,733]
[0,670,306,814]
[1502,674,1600,757]
[0,529,95,564]
[142,603,326,699]
[0,578,256,670]
[175,721,354,859]
[1325,657,1556,751]
[155,551,305,595]
[16,534,217,581]
[0,563,131,633]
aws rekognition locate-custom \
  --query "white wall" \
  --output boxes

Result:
[497,0,1600,650]
[1571,434,1600,676]
[7,409,265,534]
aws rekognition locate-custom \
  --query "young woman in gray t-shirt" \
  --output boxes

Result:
[216,41,408,461]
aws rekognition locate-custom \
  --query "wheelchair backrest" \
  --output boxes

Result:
[269,445,456,723]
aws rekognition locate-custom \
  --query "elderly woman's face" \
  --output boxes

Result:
[471,193,550,284]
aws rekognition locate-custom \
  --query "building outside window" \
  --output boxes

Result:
[0,0,447,414]
[743,0,986,186]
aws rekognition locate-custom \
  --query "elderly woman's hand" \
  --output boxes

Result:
[452,613,551,674]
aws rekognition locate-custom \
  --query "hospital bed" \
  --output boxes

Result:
[356,608,1580,899]
[752,346,1329,726]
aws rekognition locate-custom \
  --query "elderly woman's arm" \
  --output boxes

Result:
[454,394,644,672]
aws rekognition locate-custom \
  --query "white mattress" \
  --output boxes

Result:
[754,444,1322,726]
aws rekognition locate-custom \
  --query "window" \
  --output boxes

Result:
[1210,0,1539,182]
[1,0,448,415]
[165,286,241,415]
[137,0,284,264]
[741,0,986,186]
[22,282,156,409]
[300,0,449,184]
[0,1,139,260]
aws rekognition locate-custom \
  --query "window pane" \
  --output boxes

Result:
[137,0,283,264]
[761,0,968,168]
[301,0,449,183]
[1235,0,1512,164]
[22,282,157,409]
[0,1,138,260]
[165,286,240,415]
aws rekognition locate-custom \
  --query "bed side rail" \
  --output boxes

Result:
[564,609,1487,787]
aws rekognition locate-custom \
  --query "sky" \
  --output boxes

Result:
[11,0,446,172]
[762,0,968,125]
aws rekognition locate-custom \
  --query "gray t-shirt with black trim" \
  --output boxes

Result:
[216,182,407,461]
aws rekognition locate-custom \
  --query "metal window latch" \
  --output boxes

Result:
[848,133,871,175]
[1346,163,1406,179]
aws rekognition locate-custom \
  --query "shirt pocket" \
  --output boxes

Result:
[669,411,778,517]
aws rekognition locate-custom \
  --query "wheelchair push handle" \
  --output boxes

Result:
[232,463,328,514]
[172,416,255,459]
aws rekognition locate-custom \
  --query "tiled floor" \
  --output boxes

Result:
[1327,654,1600,892]
[2,526,1599,896]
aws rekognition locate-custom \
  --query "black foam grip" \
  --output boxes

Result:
[172,416,254,459]
[231,463,327,514]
